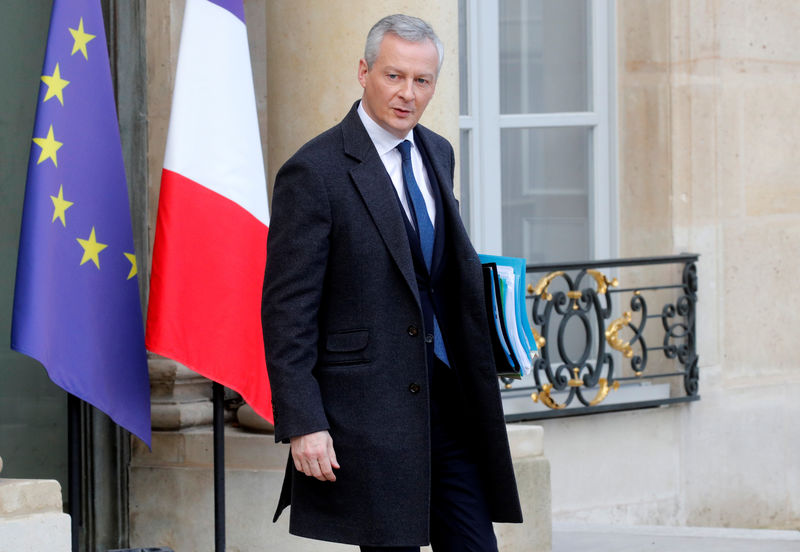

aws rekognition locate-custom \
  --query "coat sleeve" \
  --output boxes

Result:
[262,157,332,443]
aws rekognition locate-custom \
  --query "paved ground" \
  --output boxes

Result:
[552,523,800,552]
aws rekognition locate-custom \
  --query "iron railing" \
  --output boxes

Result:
[501,253,700,421]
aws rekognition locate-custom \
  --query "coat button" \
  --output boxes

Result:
[425,333,433,343]
[408,383,421,394]
[407,325,419,336]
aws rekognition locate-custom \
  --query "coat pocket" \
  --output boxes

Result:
[319,329,370,367]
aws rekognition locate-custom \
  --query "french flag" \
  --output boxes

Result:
[146,0,273,423]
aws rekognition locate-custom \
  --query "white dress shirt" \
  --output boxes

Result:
[357,101,437,227]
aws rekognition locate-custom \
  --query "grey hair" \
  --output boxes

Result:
[364,14,444,74]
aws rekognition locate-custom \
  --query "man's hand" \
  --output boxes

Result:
[290,430,340,482]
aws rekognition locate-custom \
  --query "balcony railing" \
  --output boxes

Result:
[501,253,700,421]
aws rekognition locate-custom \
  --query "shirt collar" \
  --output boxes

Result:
[357,100,415,156]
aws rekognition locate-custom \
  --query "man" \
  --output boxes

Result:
[262,14,522,551]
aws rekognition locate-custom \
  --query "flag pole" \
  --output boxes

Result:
[67,393,82,552]
[212,382,226,552]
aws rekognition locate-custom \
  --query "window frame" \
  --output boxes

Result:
[458,0,618,262]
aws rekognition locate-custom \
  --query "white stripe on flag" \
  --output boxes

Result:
[163,0,268,225]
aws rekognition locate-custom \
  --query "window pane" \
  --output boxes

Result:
[458,0,469,115]
[501,127,591,263]
[459,128,471,233]
[499,0,591,114]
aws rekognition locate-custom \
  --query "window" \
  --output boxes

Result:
[459,0,616,263]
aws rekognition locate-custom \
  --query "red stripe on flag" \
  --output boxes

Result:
[147,168,272,423]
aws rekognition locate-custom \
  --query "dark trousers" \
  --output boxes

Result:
[361,360,498,552]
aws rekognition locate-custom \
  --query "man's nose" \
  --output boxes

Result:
[398,78,415,101]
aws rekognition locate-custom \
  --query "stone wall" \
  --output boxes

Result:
[144,0,458,252]
[134,0,800,540]
[545,0,800,529]
[133,3,557,551]
[263,0,460,194]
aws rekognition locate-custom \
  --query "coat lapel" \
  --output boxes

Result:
[342,104,421,306]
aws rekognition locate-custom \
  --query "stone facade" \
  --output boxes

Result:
[542,0,800,529]
[130,1,800,550]
[133,1,552,551]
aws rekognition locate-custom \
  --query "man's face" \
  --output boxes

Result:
[358,33,439,139]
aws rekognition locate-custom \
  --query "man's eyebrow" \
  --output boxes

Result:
[384,66,435,79]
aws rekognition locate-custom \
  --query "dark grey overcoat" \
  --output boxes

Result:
[261,102,522,547]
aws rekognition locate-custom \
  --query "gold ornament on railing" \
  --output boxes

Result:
[587,378,621,406]
[586,269,618,294]
[525,269,623,410]
[566,290,582,309]
[528,270,564,301]
[531,327,545,349]
[568,367,583,387]
[530,384,568,410]
[605,311,634,359]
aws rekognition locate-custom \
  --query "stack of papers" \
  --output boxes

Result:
[479,254,539,379]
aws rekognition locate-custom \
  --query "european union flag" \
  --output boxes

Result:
[11,0,151,446]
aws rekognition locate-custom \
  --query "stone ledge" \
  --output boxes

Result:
[554,522,800,541]
[133,424,543,471]
[0,479,62,516]
[131,427,288,471]
[151,400,213,430]
[130,459,553,552]
[129,426,552,551]
[507,423,544,459]
[149,357,212,401]
[0,511,71,552]
[237,403,275,433]
[496,454,552,552]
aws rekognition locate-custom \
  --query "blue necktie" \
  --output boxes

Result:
[397,140,450,367]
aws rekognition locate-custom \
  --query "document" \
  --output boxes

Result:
[479,254,540,378]
[496,265,532,375]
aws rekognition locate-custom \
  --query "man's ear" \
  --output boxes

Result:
[357,58,369,88]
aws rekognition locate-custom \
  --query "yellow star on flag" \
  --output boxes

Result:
[69,18,96,60]
[124,252,137,280]
[77,227,108,269]
[50,185,74,226]
[32,125,63,167]
[41,63,70,105]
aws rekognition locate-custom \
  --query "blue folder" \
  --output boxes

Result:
[479,254,539,375]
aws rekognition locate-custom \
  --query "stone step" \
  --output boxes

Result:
[0,478,70,552]
[0,478,62,516]
[553,523,800,552]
